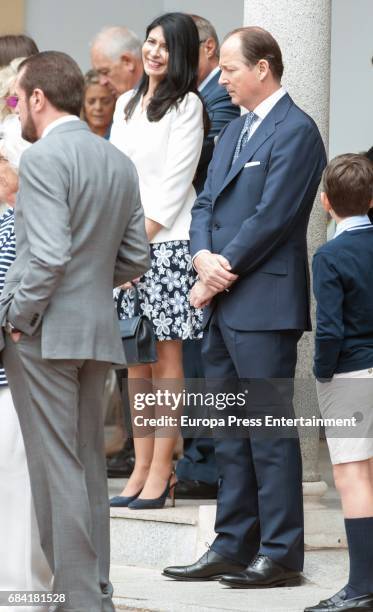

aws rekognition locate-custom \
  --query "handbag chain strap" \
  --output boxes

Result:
[117,283,141,318]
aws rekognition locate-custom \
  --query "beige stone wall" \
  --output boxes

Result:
[243,0,332,483]
[0,0,25,35]
[244,0,332,376]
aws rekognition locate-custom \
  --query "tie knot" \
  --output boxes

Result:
[231,111,257,166]
[244,111,256,127]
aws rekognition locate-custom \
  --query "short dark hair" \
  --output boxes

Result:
[323,154,373,217]
[126,12,200,122]
[0,34,38,68]
[19,51,84,116]
[226,26,283,80]
[191,14,220,56]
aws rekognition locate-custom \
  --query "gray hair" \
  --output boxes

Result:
[91,26,142,60]
[191,15,220,57]
[0,111,30,169]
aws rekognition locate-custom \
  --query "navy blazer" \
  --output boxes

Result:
[313,225,373,378]
[194,71,240,195]
[190,93,327,331]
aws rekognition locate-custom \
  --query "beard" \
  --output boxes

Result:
[21,106,38,143]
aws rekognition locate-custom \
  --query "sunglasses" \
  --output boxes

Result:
[5,95,19,109]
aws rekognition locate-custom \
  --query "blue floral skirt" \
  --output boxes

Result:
[115,240,203,341]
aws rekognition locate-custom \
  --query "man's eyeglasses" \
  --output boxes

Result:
[4,95,19,109]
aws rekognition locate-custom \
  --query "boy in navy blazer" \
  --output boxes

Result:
[306,154,373,612]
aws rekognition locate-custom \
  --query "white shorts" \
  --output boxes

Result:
[316,367,373,464]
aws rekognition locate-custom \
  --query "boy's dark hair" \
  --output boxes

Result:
[323,153,373,217]
[18,51,84,116]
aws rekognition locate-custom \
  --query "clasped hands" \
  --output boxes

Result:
[190,252,238,309]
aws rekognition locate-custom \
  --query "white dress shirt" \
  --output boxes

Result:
[42,115,79,138]
[334,215,372,239]
[110,90,204,244]
[245,86,286,138]
[198,66,220,93]
[193,86,287,265]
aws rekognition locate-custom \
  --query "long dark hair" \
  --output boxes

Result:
[125,12,205,125]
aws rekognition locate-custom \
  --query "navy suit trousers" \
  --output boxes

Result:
[177,340,218,485]
[203,308,304,571]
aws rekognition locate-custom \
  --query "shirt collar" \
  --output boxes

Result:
[334,215,372,238]
[253,86,286,121]
[42,115,79,138]
[198,66,220,92]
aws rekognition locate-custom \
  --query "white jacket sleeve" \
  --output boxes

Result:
[110,90,134,151]
[148,93,204,229]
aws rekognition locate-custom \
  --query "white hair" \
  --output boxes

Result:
[91,26,142,61]
[0,114,30,169]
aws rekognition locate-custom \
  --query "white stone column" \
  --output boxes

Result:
[243,1,332,500]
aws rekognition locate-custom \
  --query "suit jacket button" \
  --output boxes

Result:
[213,223,220,230]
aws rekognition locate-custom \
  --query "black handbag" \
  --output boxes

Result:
[116,284,157,367]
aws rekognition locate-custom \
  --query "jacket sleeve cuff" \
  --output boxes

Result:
[7,300,42,336]
[313,364,333,382]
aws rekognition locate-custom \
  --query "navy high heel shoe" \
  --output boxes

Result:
[110,489,142,507]
[128,474,176,510]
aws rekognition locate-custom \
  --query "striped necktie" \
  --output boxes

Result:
[232,111,257,165]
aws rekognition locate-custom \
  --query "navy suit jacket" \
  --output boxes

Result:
[194,71,240,195]
[190,93,327,331]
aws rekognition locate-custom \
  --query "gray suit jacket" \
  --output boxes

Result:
[0,119,150,363]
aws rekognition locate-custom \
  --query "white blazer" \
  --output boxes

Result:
[110,90,204,243]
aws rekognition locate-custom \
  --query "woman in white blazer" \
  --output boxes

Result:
[110,13,205,509]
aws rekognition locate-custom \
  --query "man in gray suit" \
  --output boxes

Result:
[0,51,149,611]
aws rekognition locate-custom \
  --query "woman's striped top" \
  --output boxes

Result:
[0,208,16,386]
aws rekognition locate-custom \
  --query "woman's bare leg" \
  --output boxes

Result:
[119,364,153,497]
[139,340,183,499]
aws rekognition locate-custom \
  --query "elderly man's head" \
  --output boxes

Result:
[191,15,220,86]
[91,26,143,96]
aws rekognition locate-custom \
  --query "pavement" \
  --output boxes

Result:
[108,436,347,611]
[111,549,349,612]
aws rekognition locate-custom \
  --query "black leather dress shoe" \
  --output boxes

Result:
[163,549,245,581]
[175,480,218,499]
[304,588,373,611]
[107,449,135,478]
[220,554,302,588]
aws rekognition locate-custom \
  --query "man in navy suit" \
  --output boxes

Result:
[164,26,327,587]
[177,14,240,500]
